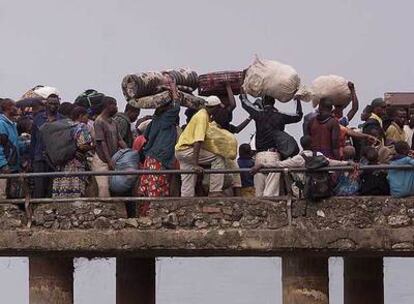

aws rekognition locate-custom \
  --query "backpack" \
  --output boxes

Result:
[40,119,77,167]
[301,151,331,201]
[272,130,300,159]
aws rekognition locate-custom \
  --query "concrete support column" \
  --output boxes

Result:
[282,256,329,304]
[29,256,74,304]
[344,257,384,304]
[116,257,155,304]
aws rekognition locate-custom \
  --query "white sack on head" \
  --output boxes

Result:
[310,75,351,108]
[242,56,300,103]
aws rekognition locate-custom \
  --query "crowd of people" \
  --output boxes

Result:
[1,79,414,212]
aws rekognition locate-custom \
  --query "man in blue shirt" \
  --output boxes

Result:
[0,99,23,199]
[388,141,414,197]
[237,143,255,197]
[30,94,61,198]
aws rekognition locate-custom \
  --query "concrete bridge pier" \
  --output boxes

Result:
[116,257,155,304]
[344,257,384,304]
[282,256,329,304]
[29,256,74,304]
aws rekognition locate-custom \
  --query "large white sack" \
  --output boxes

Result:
[311,75,351,108]
[243,57,301,103]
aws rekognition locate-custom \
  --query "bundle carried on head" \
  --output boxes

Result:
[310,75,351,108]
[121,68,202,109]
[242,56,301,102]
[198,71,243,96]
[21,85,60,100]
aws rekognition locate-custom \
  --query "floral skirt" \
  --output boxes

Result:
[138,156,170,197]
[52,159,87,198]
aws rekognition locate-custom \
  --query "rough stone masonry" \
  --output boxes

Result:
[0,197,413,257]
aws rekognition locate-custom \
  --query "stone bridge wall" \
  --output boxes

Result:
[0,197,413,256]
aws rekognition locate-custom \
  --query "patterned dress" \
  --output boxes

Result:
[52,123,93,198]
[138,156,170,197]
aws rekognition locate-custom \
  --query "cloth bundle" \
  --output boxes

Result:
[21,85,59,99]
[198,71,243,96]
[310,75,351,107]
[121,68,198,100]
[127,91,205,109]
[122,68,200,109]
[243,57,300,102]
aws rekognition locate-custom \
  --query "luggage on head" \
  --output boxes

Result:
[127,91,205,110]
[198,71,244,96]
[310,75,351,108]
[242,56,301,103]
[121,68,198,100]
[74,89,106,116]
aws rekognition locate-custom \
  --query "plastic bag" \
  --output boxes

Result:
[109,149,140,194]
[243,56,300,102]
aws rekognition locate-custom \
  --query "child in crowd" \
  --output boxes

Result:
[359,146,390,195]
[334,145,360,196]
[237,144,255,197]
[387,141,414,197]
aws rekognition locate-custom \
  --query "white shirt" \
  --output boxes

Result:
[404,125,414,147]
[274,150,348,168]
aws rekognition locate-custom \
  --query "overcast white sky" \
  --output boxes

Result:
[1,1,414,303]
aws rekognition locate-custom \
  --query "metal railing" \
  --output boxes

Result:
[0,164,409,227]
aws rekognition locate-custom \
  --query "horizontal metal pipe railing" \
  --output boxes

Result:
[0,164,412,179]
[0,196,289,205]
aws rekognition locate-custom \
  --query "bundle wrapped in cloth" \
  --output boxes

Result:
[242,57,301,102]
[198,71,243,96]
[310,75,351,108]
[128,91,205,110]
[21,85,60,100]
[121,68,198,100]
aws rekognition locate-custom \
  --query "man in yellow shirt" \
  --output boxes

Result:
[175,96,226,197]
[385,108,406,144]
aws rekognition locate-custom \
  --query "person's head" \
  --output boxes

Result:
[333,105,344,119]
[58,102,75,118]
[45,94,61,114]
[363,146,379,164]
[17,117,33,135]
[361,105,372,122]
[0,98,17,120]
[389,107,406,128]
[365,127,381,141]
[370,98,387,118]
[318,97,334,118]
[101,96,118,117]
[239,144,252,159]
[300,135,313,151]
[262,95,276,108]
[125,104,140,122]
[71,106,89,124]
[184,108,197,124]
[205,96,222,115]
[343,145,356,161]
[395,141,411,156]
